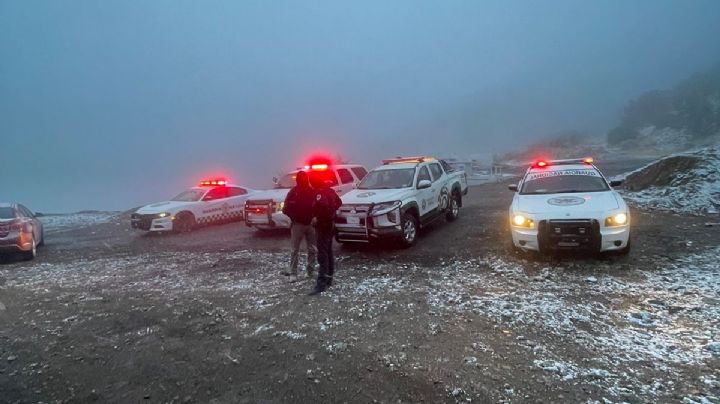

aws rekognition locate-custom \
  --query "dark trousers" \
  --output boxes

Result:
[315,226,335,287]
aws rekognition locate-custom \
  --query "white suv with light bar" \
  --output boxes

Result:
[508,158,630,255]
[131,179,256,233]
[244,163,368,231]
[335,157,468,247]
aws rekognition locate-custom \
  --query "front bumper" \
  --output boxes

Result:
[131,214,174,232]
[335,204,403,242]
[511,219,630,253]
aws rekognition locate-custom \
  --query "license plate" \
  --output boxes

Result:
[248,214,268,223]
[346,216,360,225]
[558,241,579,247]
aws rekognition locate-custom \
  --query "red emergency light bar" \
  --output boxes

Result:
[531,157,595,169]
[303,163,329,171]
[199,179,228,186]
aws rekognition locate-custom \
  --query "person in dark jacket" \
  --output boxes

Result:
[308,173,342,295]
[281,170,316,282]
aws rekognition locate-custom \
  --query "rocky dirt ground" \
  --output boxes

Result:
[1,160,719,404]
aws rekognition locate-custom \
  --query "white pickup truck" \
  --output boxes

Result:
[244,163,368,231]
[335,157,468,247]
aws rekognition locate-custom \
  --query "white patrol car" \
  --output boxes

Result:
[335,157,469,247]
[244,163,368,230]
[131,179,256,233]
[508,158,630,255]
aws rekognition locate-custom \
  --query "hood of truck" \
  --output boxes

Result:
[516,191,619,214]
[341,188,411,205]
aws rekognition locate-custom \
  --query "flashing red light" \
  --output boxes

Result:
[583,157,594,164]
[535,160,549,168]
[310,163,328,170]
[199,179,228,186]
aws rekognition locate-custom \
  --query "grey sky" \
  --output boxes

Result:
[2,0,719,212]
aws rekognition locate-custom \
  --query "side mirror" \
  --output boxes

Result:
[417,179,432,190]
[610,180,623,188]
[508,184,518,192]
[272,176,279,184]
[352,182,359,189]
[34,212,44,217]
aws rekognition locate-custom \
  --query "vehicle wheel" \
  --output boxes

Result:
[23,238,37,261]
[398,213,418,248]
[446,192,460,222]
[618,235,631,255]
[173,212,196,233]
[37,230,45,247]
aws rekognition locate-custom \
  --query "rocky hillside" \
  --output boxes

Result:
[608,65,720,153]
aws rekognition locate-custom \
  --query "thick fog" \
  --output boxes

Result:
[2,1,719,212]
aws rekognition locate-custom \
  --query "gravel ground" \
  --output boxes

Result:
[1,160,719,403]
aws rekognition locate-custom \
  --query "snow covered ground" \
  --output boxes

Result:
[38,211,119,233]
[618,146,720,215]
[5,246,719,402]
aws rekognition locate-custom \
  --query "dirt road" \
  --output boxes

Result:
[1,162,719,403]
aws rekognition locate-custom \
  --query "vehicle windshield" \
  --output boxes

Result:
[521,169,609,194]
[171,189,206,202]
[0,207,15,219]
[274,173,297,189]
[358,168,415,189]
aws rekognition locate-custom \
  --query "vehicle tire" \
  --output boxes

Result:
[446,191,460,222]
[173,212,196,233]
[618,235,631,256]
[23,238,37,261]
[398,213,418,248]
[37,229,45,246]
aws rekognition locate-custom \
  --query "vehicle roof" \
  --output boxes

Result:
[189,184,242,190]
[527,164,600,174]
[372,163,419,171]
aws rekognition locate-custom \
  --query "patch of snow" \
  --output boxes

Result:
[619,146,720,215]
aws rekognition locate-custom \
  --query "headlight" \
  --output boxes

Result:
[276,201,285,212]
[511,214,535,228]
[371,201,401,216]
[157,212,171,218]
[605,212,628,227]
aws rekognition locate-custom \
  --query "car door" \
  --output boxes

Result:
[200,187,229,224]
[428,162,449,212]
[415,165,435,217]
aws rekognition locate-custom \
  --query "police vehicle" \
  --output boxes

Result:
[508,158,630,255]
[131,179,256,233]
[335,156,468,247]
[244,163,367,231]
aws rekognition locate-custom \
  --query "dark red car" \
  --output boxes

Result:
[0,203,44,260]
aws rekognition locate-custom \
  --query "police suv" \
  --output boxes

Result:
[335,157,468,247]
[131,179,255,233]
[244,163,367,231]
[508,158,630,255]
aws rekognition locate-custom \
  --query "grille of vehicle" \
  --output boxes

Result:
[0,224,10,238]
[130,213,156,231]
[538,219,600,251]
[335,204,371,226]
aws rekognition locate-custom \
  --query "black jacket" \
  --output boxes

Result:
[283,185,315,225]
[313,187,342,231]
